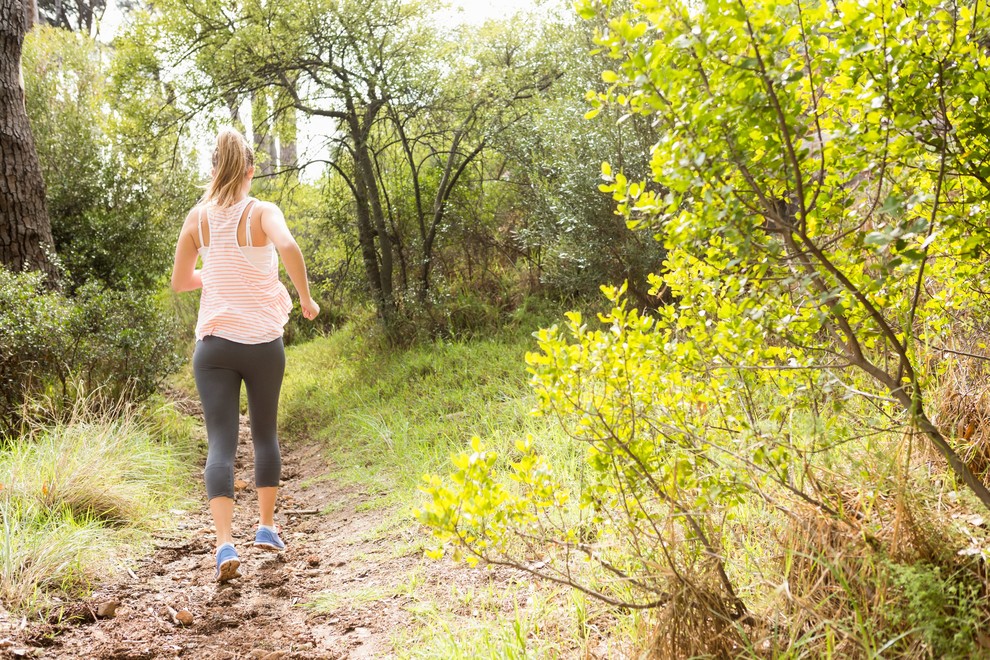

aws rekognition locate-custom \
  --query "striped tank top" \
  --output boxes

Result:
[195,198,292,344]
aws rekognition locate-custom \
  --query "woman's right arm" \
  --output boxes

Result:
[171,209,203,292]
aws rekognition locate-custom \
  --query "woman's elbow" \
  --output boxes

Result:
[171,274,192,292]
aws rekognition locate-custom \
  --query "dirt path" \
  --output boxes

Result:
[4,407,444,659]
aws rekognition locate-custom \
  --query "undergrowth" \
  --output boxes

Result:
[168,296,990,657]
[0,396,198,613]
[166,300,990,657]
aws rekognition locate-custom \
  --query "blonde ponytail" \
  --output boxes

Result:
[202,128,254,207]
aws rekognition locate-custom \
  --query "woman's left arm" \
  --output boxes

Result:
[260,203,320,320]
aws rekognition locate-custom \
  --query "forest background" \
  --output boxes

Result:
[3,0,990,657]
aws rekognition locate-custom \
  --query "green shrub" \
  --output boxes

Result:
[888,562,985,658]
[0,269,182,432]
[67,281,182,398]
[0,271,70,424]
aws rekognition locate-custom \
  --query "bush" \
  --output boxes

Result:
[888,562,985,658]
[417,1,990,655]
[0,269,182,433]
[418,286,990,657]
[67,282,182,398]
[0,271,71,425]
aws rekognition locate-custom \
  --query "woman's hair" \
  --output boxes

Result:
[202,128,254,206]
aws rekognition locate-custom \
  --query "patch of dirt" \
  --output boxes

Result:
[0,406,458,659]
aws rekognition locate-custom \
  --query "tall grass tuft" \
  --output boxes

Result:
[0,500,105,612]
[0,394,197,613]
[932,343,990,481]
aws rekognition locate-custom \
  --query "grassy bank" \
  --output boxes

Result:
[0,399,199,614]
[279,307,585,506]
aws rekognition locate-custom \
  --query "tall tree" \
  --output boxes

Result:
[275,83,297,175]
[0,0,58,280]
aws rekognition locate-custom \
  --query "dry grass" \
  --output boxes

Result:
[643,576,746,659]
[737,474,990,660]
[931,345,990,480]
[0,396,197,612]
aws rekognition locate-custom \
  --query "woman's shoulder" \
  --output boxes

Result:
[252,200,286,223]
[251,199,281,214]
[183,203,212,225]
[180,205,202,231]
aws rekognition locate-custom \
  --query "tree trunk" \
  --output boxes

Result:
[356,145,392,302]
[353,140,394,322]
[24,0,36,27]
[348,103,394,321]
[352,170,390,322]
[251,89,274,177]
[224,91,244,132]
[275,85,296,173]
[0,0,58,281]
[267,129,278,173]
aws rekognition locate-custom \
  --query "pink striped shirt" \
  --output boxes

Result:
[195,198,292,344]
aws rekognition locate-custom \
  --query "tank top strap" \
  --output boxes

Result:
[245,199,257,248]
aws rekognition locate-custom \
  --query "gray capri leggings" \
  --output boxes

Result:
[193,335,285,500]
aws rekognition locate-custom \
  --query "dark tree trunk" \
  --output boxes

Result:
[0,0,58,281]
[353,139,395,323]
[347,99,394,323]
[353,169,390,322]
[39,0,107,33]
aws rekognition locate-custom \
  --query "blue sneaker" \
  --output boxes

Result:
[253,525,286,552]
[215,544,241,582]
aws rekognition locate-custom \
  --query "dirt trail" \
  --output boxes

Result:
[4,406,447,659]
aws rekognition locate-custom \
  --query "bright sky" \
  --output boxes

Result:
[446,0,548,24]
[101,1,551,41]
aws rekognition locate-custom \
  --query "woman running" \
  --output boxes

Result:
[171,128,320,582]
